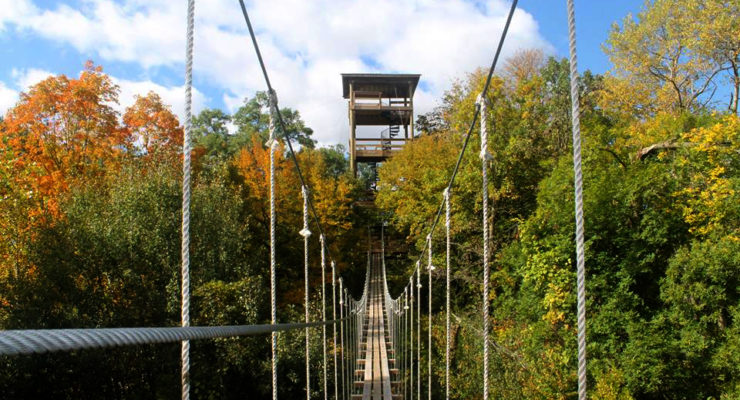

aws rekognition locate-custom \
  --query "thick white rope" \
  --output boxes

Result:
[339,279,346,400]
[479,93,492,400]
[566,0,588,398]
[268,90,279,400]
[181,1,195,398]
[444,188,451,400]
[427,237,433,400]
[410,274,415,400]
[405,287,410,400]
[301,186,312,400]
[320,235,328,400]
[416,262,421,400]
[331,261,339,400]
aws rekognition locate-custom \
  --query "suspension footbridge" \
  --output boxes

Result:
[0,0,589,399]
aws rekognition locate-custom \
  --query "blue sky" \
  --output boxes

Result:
[0,0,645,145]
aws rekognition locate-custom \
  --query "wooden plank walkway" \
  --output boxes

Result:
[352,253,398,400]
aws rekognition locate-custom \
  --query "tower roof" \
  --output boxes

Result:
[341,73,421,99]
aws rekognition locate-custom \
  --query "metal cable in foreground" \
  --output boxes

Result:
[0,320,346,357]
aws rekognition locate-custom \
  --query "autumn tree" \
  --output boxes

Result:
[1,61,125,215]
[122,91,182,165]
[501,48,546,91]
[604,0,740,116]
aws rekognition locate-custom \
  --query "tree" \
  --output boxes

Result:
[0,61,125,217]
[690,0,740,114]
[123,91,182,165]
[604,0,739,115]
[501,48,546,90]
[232,91,316,148]
[192,108,231,159]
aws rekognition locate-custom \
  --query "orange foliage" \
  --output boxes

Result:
[1,61,128,217]
[123,91,183,167]
[233,136,300,223]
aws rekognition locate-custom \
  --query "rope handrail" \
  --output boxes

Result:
[0,320,347,357]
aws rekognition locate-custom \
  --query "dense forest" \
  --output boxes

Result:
[1,0,738,399]
[379,1,740,399]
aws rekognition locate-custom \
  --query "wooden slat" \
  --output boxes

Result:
[358,253,401,400]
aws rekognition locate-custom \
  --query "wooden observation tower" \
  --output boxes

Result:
[342,73,421,178]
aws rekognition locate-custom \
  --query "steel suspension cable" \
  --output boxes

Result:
[566,0,588,399]
[180,1,195,398]
[385,4,519,396]
[0,321,345,356]
[301,186,312,400]
[404,0,519,264]
[237,0,337,271]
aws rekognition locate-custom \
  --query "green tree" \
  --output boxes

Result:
[192,108,232,160]
[232,91,316,149]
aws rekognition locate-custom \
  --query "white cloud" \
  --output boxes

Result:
[2,0,553,145]
[113,77,207,122]
[0,82,19,116]
[0,0,37,32]
[0,71,204,124]
[0,68,53,116]
[12,68,53,90]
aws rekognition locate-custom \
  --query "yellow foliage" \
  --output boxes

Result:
[674,115,740,238]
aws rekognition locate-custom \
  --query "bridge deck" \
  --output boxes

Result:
[353,254,398,400]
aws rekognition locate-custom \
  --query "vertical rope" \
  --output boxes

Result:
[268,90,279,400]
[339,280,346,400]
[320,236,328,400]
[180,1,195,399]
[444,189,451,400]
[331,261,339,400]
[427,237,433,400]
[566,1,588,398]
[410,275,415,400]
[405,288,410,400]
[301,186,312,400]
[416,262,421,400]
[478,93,491,400]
